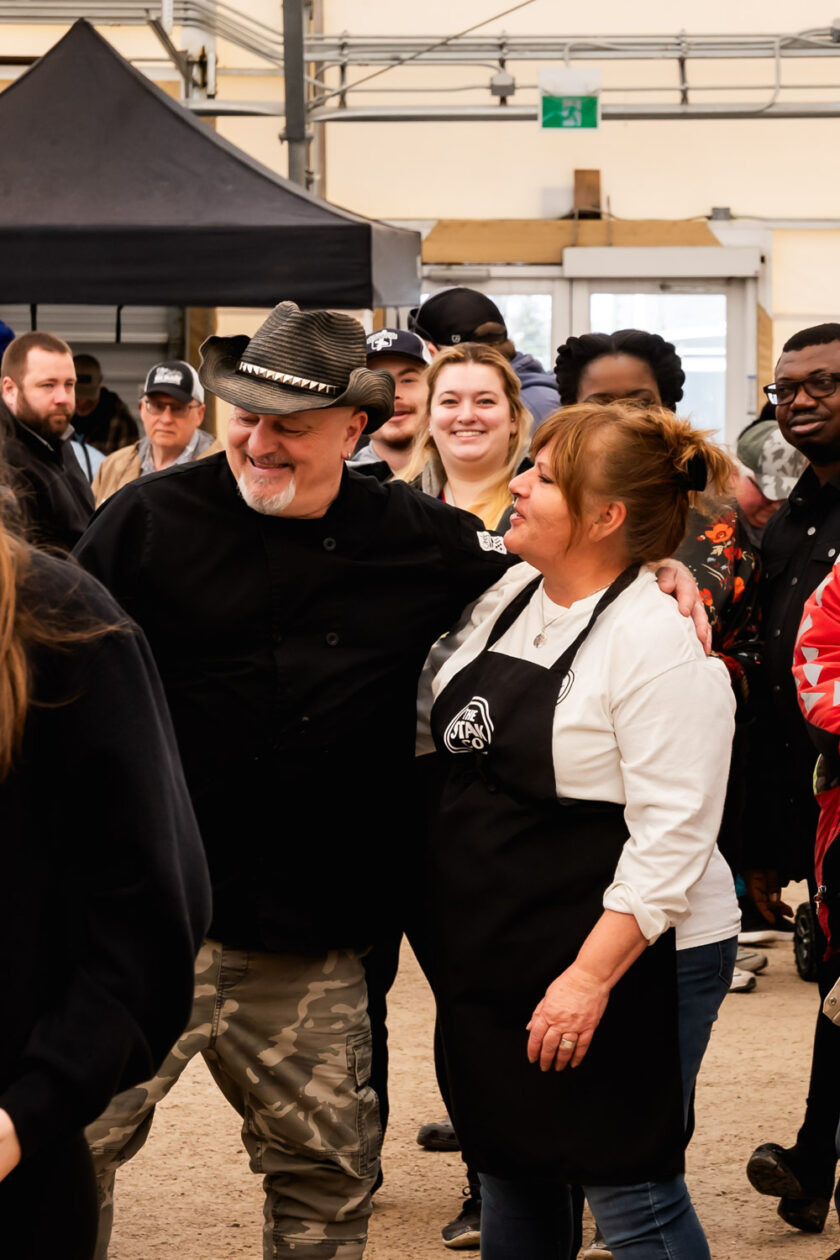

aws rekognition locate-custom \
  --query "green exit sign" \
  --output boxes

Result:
[541,94,599,129]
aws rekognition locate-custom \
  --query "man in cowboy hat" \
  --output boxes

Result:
[73,301,517,1260]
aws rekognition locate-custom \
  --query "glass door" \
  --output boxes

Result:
[418,269,570,378]
[409,267,756,448]
[571,278,754,446]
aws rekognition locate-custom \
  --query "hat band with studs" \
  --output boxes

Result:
[237,360,340,396]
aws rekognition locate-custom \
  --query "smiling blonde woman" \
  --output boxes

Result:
[399,343,530,531]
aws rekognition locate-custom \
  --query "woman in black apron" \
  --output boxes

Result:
[418,401,738,1258]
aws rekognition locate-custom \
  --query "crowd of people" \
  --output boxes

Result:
[1,285,840,1260]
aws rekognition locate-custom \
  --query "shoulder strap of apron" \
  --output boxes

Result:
[548,564,641,676]
[486,575,543,649]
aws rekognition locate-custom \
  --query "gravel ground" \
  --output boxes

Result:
[106,882,836,1259]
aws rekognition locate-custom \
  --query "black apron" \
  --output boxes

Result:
[425,567,684,1185]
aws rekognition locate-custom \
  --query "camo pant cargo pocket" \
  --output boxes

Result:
[346,1026,382,1180]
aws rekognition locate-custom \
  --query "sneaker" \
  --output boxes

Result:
[728,966,757,993]
[441,1188,481,1249]
[582,1229,613,1259]
[736,945,768,973]
[739,896,796,944]
[417,1118,460,1152]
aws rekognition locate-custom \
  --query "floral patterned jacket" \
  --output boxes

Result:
[676,504,762,715]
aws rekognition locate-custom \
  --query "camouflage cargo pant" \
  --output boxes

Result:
[85,939,381,1259]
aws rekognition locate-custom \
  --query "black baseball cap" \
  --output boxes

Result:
[365,328,430,368]
[143,360,204,405]
[409,288,507,347]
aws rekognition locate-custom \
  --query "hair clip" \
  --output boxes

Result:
[677,452,708,492]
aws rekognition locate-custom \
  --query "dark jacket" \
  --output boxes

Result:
[74,455,513,953]
[510,351,560,432]
[0,401,94,551]
[0,552,210,1160]
[743,465,840,877]
[72,387,138,455]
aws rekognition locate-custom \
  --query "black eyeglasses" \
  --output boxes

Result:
[764,373,840,406]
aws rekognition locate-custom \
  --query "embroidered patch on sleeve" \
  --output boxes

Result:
[477,531,507,554]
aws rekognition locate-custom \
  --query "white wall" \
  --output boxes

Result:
[9,5,840,354]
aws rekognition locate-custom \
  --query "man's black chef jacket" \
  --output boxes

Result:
[75,454,512,953]
[752,464,840,878]
[0,401,94,551]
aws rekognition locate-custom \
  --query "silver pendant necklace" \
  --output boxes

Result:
[533,583,563,648]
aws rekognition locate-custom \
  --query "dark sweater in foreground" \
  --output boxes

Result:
[0,551,211,1160]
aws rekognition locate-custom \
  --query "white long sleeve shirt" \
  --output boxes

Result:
[418,564,740,950]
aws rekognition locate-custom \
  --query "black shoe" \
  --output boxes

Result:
[738,896,795,944]
[778,1195,830,1233]
[747,1142,833,1200]
[416,1118,461,1152]
[441,1188,481,1249]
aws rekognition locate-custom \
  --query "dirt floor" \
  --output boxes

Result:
[108,882,836,1259]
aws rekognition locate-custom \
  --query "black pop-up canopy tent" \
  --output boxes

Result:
[0,20,420,308]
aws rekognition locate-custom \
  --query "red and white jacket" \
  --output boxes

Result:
[793,562,840,954]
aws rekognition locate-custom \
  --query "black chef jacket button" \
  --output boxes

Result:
[773,628,781,637]
[831,548,838,558]
[792,496,806,508]
[773,684,781,692]
[791,577,798,586]
[326,631,340,646]
[323,537,337,551]
[807,526,817,536]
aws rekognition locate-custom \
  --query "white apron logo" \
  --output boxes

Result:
[443,696,494,754]
[556,669,575,706]
[477,531,507,555]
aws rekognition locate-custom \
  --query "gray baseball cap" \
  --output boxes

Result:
[737,420,806,500]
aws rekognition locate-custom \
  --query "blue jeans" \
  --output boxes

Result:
[478,937,737,1259]
[480,1172,705,1260]
[675,937,737,1130]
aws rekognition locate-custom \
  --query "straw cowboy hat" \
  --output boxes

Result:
[199,301,395,431]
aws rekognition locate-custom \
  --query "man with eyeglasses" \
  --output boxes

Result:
[744,323,840,1236]
[92,360,222,506]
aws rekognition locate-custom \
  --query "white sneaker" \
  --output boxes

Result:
[729,965,757,993]
[736,945,768,973]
